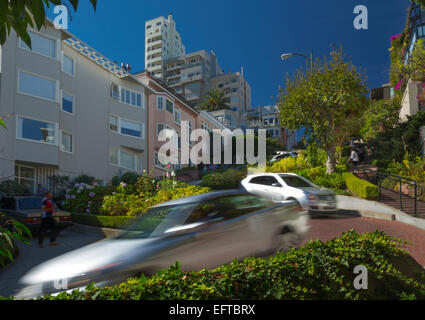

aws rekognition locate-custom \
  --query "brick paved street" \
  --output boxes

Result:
[302,212,425,267]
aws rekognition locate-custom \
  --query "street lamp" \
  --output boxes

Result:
[281,50,314,71]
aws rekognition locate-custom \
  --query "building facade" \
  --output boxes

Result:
[209,70,251,113]
[145,14,186,79]
[163,50,223,106]
[246,106,296,149]
[0,21,149,193]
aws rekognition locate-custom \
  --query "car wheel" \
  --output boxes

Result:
[287,197,301,206]
[274,226,301,252]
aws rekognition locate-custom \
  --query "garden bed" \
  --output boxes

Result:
[17,230,425,300]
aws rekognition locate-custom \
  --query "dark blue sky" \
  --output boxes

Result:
[49,0,412,107]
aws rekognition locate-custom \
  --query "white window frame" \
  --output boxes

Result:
[119,86,144,108]
[109,114,144,139]
[157,122,165,138]
[155,151,169,170]
[16,115,58,146]
[174,108,181,125]
[60,130,74,154]
[111,82,120,100]
[15,164,36,194]
[61,52,76,77]
[157,96,165,110]
[17,69,59,103]
[110,148,142,172]
[18,29,59,60]
[61,90,75,115]
[165,98,174,114]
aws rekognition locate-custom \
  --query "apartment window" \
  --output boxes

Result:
[155,151,168,169]
[62,92,74,114]
[121,119,143,138]
[15,165,36,193]
[109,115,118,132]
[120,87,143,107]
[111,83,120,99]
[157,123,165,138]
[17,116,57,145]
[60,131,73,153]
[110,115,143,139]
[18,70,57,101]
[174,108,181,125]
[110,148,142,171]
[110,148,118,165]
[157,96,164,110]
[166,99,174,114]
[20,31,56,59]
[62,54,75,76]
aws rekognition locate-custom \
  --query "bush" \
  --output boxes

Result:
[63,182,113,214]
[71,212,137,229]
[201,169,247,189]
[101,183,211,217]
[267,153,310,173]
[0,180,29,195]
[296,167,346,191]
[342,172,379,199]
[35,231,425,300]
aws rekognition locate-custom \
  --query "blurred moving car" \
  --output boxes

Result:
[15,190,310,299]
[270,151,298,163]
[241,173,337,212]
[0,195,72,233]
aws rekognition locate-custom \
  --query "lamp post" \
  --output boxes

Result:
[281,50,313,71]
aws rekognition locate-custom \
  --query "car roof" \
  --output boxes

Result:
[246,173,299,178]
[151,189,250,208]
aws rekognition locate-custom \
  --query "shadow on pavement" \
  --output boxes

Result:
[309,209,361,220]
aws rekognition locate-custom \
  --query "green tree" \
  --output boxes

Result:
[198,89,231,112]
[361,97,401,139]
[0,0,97,48]
[279,47,368,174]
[407,39,425,82]
[0,120,31,267]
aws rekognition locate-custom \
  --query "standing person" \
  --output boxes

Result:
[350,149,359,167]
[39,191,59,248]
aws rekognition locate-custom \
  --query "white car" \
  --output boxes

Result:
[270,152,298,163]
[241,173,337,213]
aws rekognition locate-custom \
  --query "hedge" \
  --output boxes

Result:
[342,172,379,200]
[20,230,425,300]
[71,213,137,229]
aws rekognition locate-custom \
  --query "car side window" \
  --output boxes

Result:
[0,198,16,210]
[185,195,273,224]
[250,176,265,185]
[262,176,279,186]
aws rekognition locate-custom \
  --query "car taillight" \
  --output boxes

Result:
[25,218,41,224]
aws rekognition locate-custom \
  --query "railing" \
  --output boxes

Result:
[355,167,423,218]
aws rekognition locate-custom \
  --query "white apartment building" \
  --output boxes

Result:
[210,69,251,113]
[0,20,150,193]
[164,50,223,105]
[145,14,186,79]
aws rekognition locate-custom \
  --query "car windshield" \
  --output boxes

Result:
[279,175,314,188]
[18,197,43,210]
[117,203,198,240]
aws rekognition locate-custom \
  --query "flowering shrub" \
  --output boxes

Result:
[63,182,112,214]
[267,153,310,173]
[101,184,211,216]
